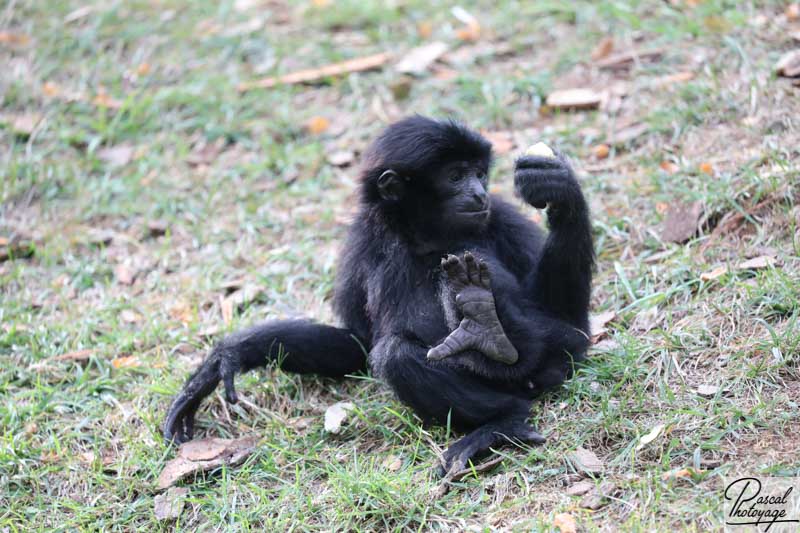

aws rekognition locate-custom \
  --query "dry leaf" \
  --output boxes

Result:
[696,384,720,397]
[136,62,151,76]
[120,309,140,323]
[482,131,514,155]
[660,160,680,174]
[569,447,604,475]
[238,52,391,91]
[306,116,330,135]
[324,401,354,434]
[170,303,194,325]
[566,480,595,496]
[417,21,433,39]
[147,220,168,237]
[220,296,234,325]
[7,114,42,137]
[580,481,616,510]
[64,6,94,23]
[595,47,663,69]
[92,88,122,109]
[592,144,610,159]
[700,265,728,281]
[180,439,228,461]
[591,36,614,61]
[154,487,188,521]
[157,436,257,489]
[553,513,577,533]
[112,355,141,368]
[395,41,448,75]
[662,467,702,480]
[776,50,800,78]
[114,264,135,285]
[545,88,603,110]
[609,122,648,145]
[737,255,776,270]
[636,423,665,450]
[383,455,403,471]
[452,6,480,41]
[54,349,93,361]
[786,3,800,21]
[589,310,616,342]
[699,162,714,175]
[650,71,694,87]
[327,150,355,167]
[659,200,703,243]
[0,31,31,46]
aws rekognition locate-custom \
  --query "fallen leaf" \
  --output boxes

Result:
[395,41,448,75]
[696,384,720,397]
[553,513,577,533]
[180,439,228,461]
[776,49,800,78]
[417,21,433,39]
[64,5,94,23]
[662,467,702,480]
[609,122,648,145]
[220,296,234,325]
[54,349,93,361]
[589,310,616,342]
[569,447,604,475]
[324,401,354,434]
[650,71,695,87]
[545,88,603,110]
[699,162,714,175]
[114,264,135,285]
[700,265,728,281]
[157,436,257,489]
[452,6,480,41]
[6,114,42,137]
[660,160,680,174]
[120,309,140,323]
[580,481,616,510]
[170,303,194,325]
[595,47,663,69]
[306,116,330,135]
[136,62,151,76]
[147,220,168,237]
[482,131,515,155]
[738,255,776,270]
[592,144,610,159]
[326,150,355,167]
[92,88,122,109]
[659,200,703,243]
[97,144,134,167]
[655,202,669,215]
[238,52,391,91]
[154,487,188,521]
[112,355,141,368]
[566,480,595,496]
[591,36,614,61]
[636,423,665,450]
[383,455,403,471]
[389,76,413,100]
[0,31,31,46]
[786,3,800,21]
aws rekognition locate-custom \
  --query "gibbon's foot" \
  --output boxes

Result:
[437,418,545,477]
[427,252,519,364]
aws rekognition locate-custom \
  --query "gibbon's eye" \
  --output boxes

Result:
[449,170,464,183]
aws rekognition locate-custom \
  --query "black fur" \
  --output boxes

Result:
[163,115,594,474]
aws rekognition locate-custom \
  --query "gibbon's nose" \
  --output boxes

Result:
[472,190,489,210]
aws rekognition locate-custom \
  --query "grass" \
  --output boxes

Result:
[1,0,799,530]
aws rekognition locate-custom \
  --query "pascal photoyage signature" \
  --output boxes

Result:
[725,477,799,530]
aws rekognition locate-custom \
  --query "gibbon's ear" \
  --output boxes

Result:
[377,169,406,202]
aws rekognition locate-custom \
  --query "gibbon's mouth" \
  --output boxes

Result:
[460,209,490,218]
